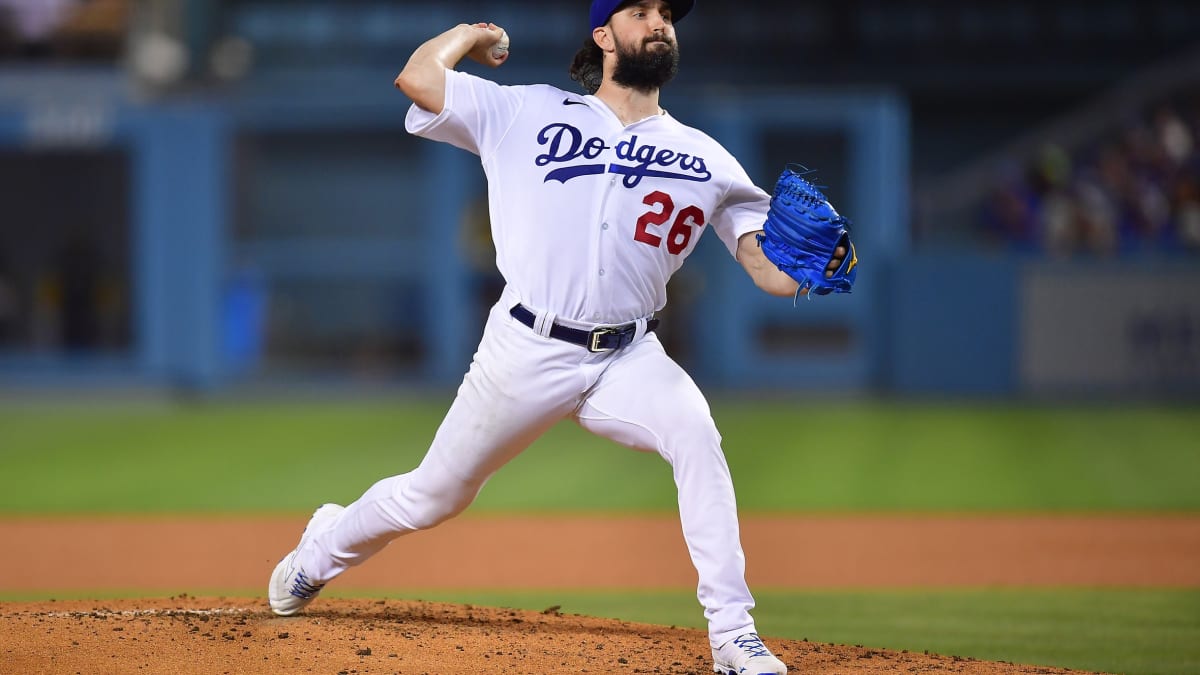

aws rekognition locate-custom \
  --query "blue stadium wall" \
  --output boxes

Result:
[1,67,1196,397]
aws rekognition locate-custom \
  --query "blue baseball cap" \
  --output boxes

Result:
[590,0,695,31]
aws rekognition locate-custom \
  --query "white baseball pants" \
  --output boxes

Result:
[298,291,759,647]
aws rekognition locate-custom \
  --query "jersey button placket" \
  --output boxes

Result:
[590,142,621,323]
[596,215,611,310]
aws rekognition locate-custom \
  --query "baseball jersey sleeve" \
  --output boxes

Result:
[709,162,771,257]
[405,68,525,158]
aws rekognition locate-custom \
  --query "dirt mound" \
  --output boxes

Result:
[2,596,1094,674]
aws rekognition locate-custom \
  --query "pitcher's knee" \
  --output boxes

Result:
[399,477,480,531]
[405,502,467,531]
[661,416,721,452]
[657,422,726,467]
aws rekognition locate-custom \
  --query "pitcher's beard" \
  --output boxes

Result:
[612,37,679,92]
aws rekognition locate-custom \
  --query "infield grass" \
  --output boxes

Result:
[1,398,1199,513]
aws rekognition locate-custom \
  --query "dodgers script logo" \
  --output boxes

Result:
[534,123,711,187]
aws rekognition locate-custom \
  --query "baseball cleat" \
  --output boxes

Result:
[268,503,345,616]
[712,632,787,675]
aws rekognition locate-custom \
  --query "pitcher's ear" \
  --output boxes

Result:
[593,26,614,52]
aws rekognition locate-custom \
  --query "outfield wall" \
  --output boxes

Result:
[888,255,1200,397]
[1,68,1197,397]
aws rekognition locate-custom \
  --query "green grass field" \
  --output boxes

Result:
[2,397,1198,674]
[1,398,1198,513]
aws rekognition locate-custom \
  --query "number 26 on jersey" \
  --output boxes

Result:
[634,191,705,255]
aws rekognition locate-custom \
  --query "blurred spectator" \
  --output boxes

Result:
[980,166,1038,252]
[0,0,79,57]
[0,0,127,60]
[1174,173,1200,249]
[981,98,1200,256]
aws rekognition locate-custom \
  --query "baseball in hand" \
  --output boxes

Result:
[491,31,509,60]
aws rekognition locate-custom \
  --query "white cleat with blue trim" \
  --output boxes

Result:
[712,632,788,675]
[268,503,345,616]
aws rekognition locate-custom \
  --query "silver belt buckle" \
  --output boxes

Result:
[588,327,620,352]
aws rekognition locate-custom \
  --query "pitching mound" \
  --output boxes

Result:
[2,596,1093,674]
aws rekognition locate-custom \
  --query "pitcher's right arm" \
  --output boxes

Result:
[394,23,508,114]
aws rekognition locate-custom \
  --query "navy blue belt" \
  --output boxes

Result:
[509,304,659,353]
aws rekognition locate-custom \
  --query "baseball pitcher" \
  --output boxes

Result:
[269,2,856,674]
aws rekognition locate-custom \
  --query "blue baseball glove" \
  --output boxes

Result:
[757,165,858,297]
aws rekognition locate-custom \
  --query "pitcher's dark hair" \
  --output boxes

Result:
[568,36,603,94]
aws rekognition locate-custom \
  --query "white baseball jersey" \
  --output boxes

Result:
[406,67,770,324]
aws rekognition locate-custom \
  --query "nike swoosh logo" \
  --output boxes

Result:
[562,98,587,106]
